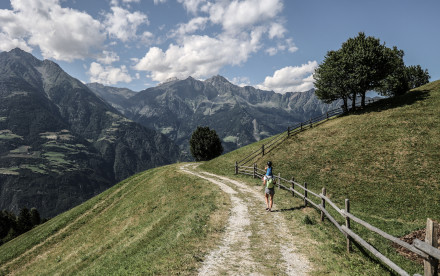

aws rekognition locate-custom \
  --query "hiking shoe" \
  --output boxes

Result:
[265,208,269,211]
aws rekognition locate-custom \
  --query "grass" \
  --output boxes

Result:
[0,130,22,140]
[1,81,438,275]
[0,163,230,275]
[201,80,440,275]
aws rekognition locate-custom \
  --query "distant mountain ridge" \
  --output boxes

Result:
[88,75,343,155]
[0,48,180,217]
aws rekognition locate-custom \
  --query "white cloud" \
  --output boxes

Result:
[154,0,167,4]
[266,47,277,56]
[88,62,132,85]
[104,6,148,42]
[134,31,262,82]
[170,17,209,38]
[0,32,32,52]
[257,61,318,93]
[208,0,283,33]
[286,38,298,53]
[268,22,286,39]
[97,50,120,65]
[178,0,206,14]
[231,76,251,87]
[0,0,105,61]
[136,0,288,82]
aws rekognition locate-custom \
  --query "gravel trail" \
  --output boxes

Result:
[180,164,310,276]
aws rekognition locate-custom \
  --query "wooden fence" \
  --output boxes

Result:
[236,99,376,167]
[234,165,439,276]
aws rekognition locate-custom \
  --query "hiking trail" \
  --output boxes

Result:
[180,163,311,275]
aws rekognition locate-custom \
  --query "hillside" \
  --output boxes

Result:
[0,164,229,275]
[87,76,343,155]
[1,81,438,275]
[201,80,440,274]
[0,48,180,217]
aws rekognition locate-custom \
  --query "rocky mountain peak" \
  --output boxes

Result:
[205,75,231,86]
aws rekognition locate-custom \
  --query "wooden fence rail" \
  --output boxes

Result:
[235,164,439,276]
[237,99,377,166]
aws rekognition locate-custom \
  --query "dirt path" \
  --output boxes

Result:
[180,164,310,276]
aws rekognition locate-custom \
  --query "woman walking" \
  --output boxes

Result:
[262,161,275,212]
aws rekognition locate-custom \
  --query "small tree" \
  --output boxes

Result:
[17,207,32,234]
[189,126,223,161]
[30,208,41,226]
[406,65,430,89]
[377,47,409,96]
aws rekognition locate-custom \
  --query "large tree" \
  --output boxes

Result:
[315,32,396,109]
[314,50,351,111]
[189,126,223,161]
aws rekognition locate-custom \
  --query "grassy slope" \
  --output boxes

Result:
[0,164,229,275]
[201,80,440,275]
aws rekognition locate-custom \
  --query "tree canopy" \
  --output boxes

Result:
[314,32,430,107]
[189,126,223,161]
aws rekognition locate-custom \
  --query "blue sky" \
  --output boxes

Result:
[0,0,439,93]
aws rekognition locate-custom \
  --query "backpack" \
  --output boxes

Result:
[266,178,275,189]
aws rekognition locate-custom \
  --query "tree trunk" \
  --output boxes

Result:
[351,91,356,111]
[342,96,348,112]
[361,92,366,108]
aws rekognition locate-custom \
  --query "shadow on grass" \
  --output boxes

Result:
[352,241,399,275]
[349,90,430,116]
[271,205,306,213]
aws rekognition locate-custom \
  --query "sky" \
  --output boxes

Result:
[0,0,439,93]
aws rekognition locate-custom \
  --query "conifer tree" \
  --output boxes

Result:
[189,126,223,161]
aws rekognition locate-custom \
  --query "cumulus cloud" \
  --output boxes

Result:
[104,6,148,42]
[178,0,206,14]
[0,0,105,61]
[256,61,318,93]
[97,50,120,65]
[135,0,289,82]
[208,0,283,33]
[154,0,167,4]
[231,76,251,87]
[170,17,209,38]
[268,22,286,39]
[134,30,263,82]
[88,62,132,85]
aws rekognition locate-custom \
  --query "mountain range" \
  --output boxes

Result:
[87,76,342,155]
[0,48,180,217]
[0,48,342,217]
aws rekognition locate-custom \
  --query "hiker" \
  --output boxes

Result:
[262,161,275,212]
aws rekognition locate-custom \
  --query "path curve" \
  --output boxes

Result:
[180,164,310,276]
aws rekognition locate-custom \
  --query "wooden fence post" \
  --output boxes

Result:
[300,122,303,131]
[345,199,352,253]
[235,161,238,174]
[288,126,290,137]
[424,218,439,276]
[253,163,256,179]
[291,177,295,197]
[309,119,313,128]
[321,187,326,222]
[326,112,329,119]
[304,182,308,207]
[262,144,265,156]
